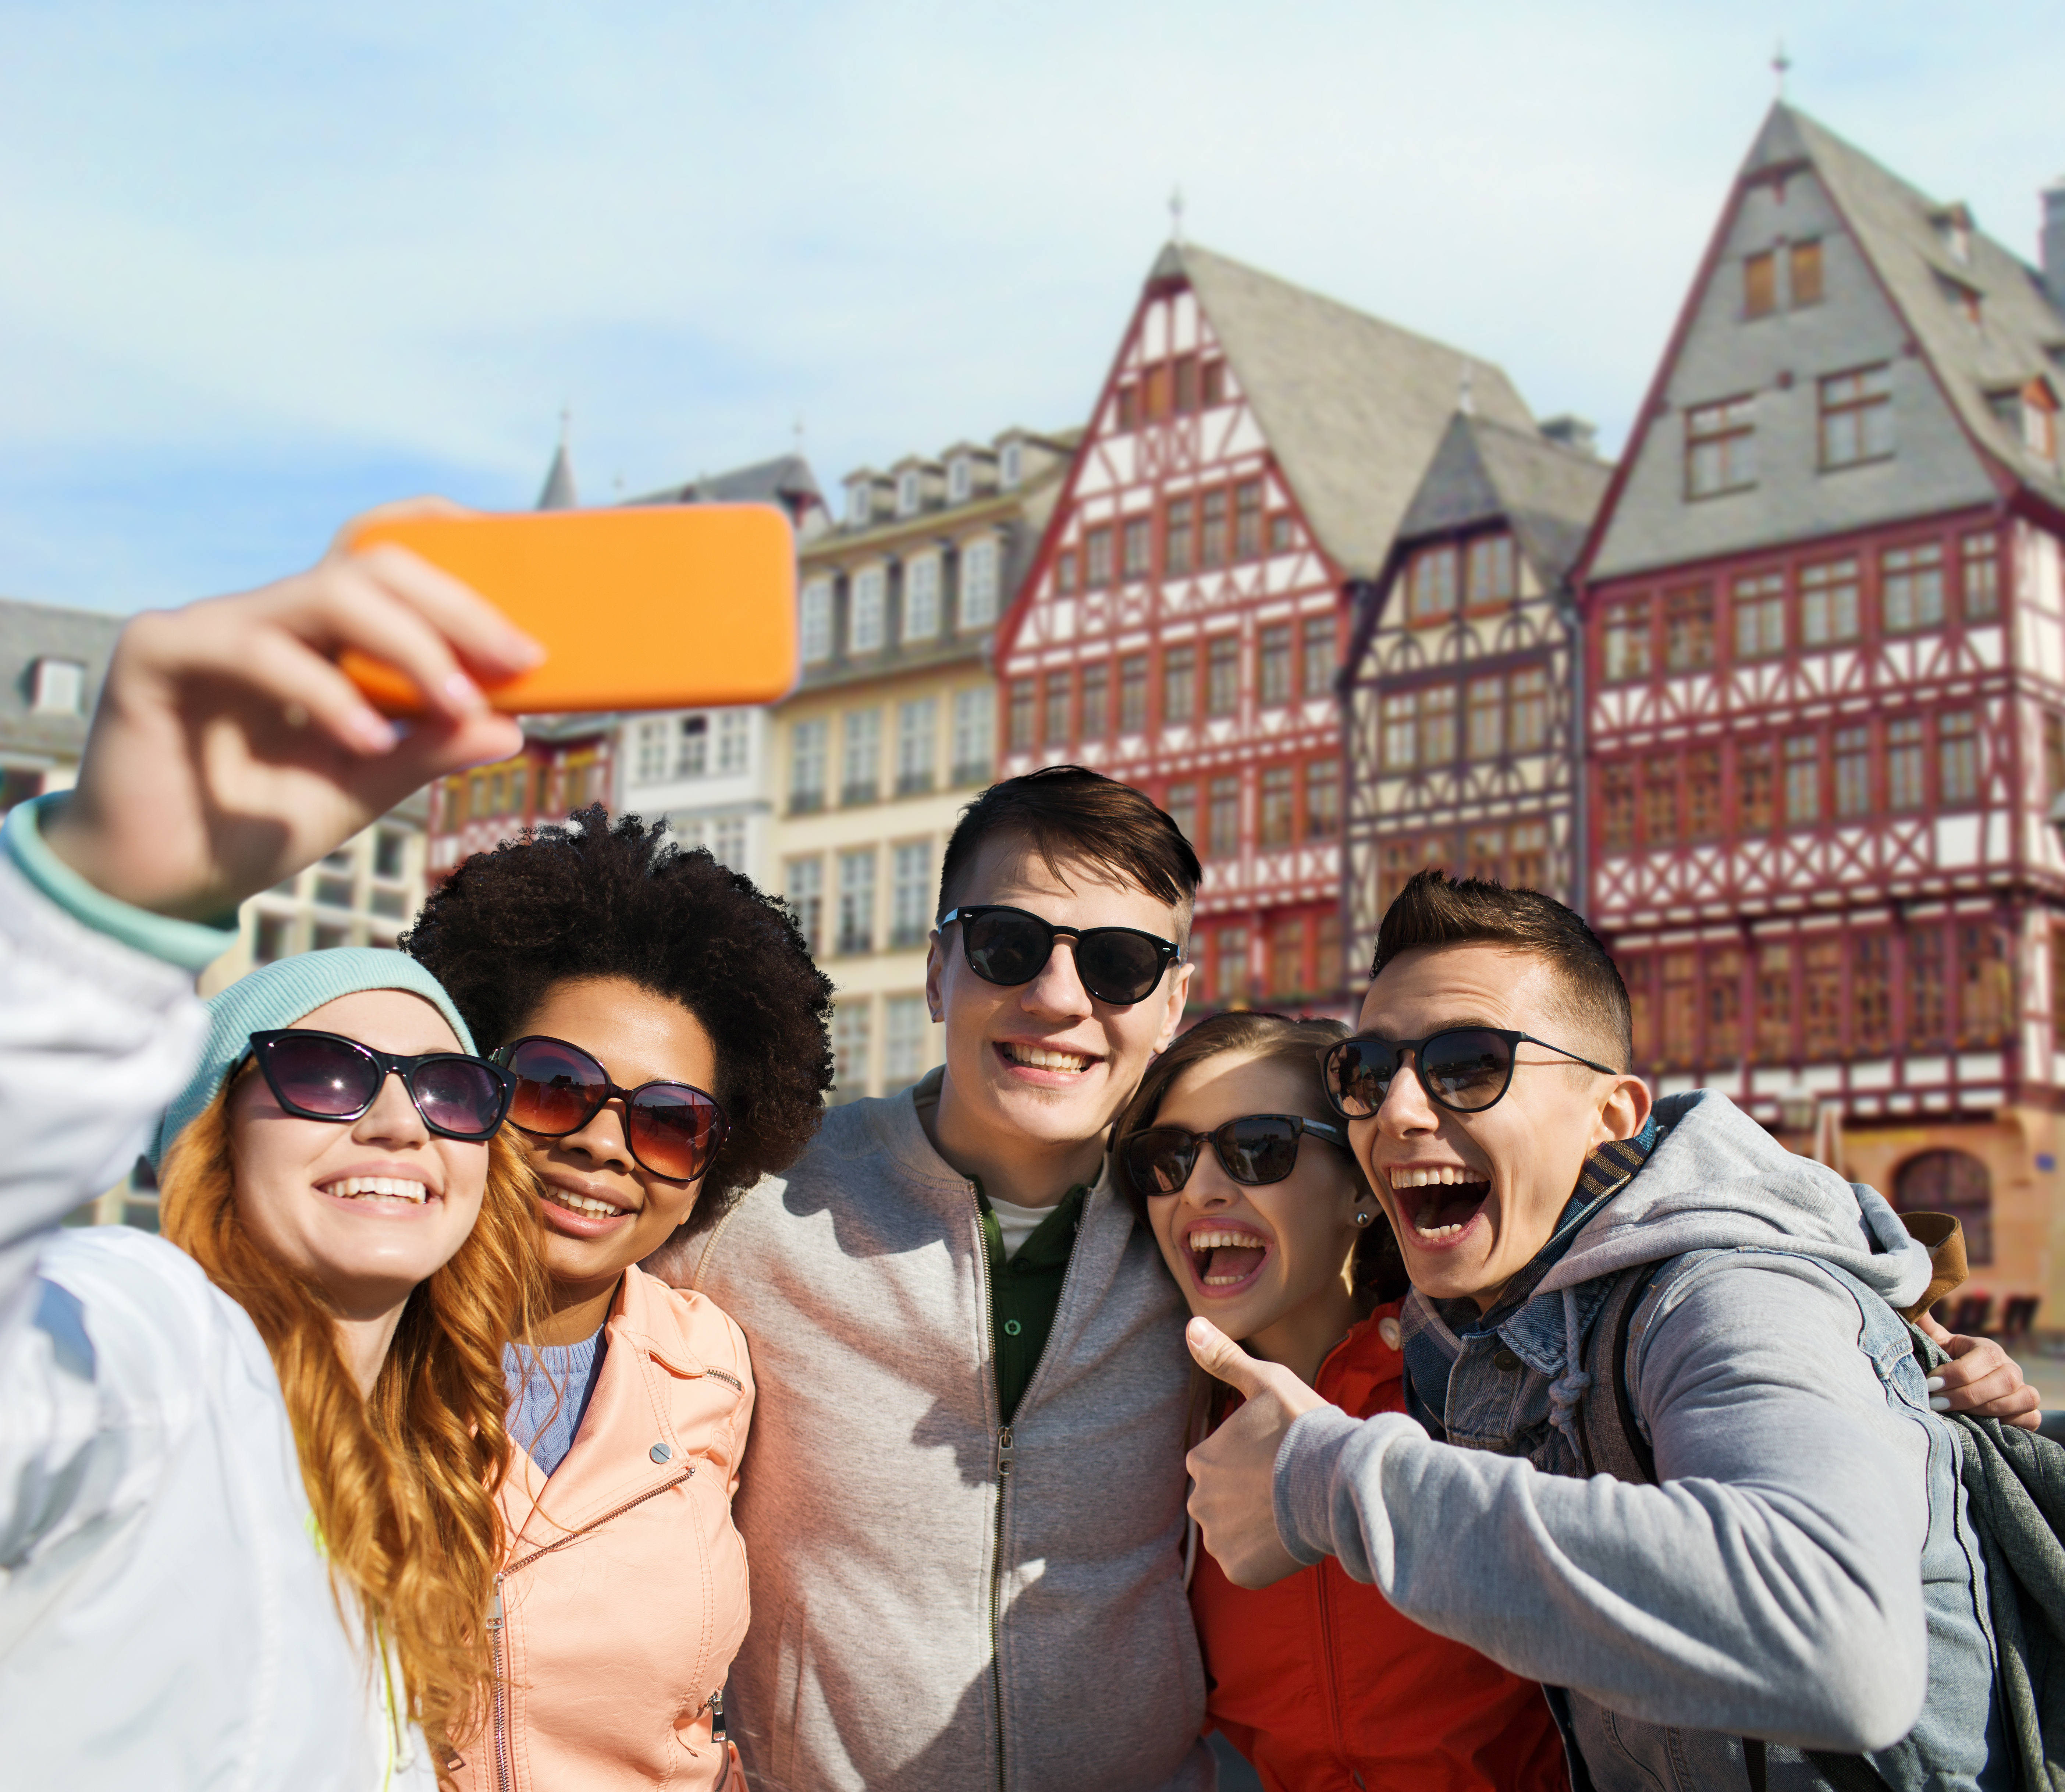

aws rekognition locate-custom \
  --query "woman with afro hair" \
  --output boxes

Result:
[404,803,833,1792]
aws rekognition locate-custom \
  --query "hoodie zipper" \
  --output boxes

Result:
[488,1466,697,1791]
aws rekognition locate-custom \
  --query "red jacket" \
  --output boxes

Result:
[1192,1303,1570,1792]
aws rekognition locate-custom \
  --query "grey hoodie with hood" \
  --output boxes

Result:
[1274,1090,2006,1792]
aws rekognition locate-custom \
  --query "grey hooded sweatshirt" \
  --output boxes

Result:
[662,1069,1211,1792]
[1274,1090,2005,1792]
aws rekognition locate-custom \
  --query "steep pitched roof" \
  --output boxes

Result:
[536,439,578,510]
[1160,243,1536,578]
[629,453,825,526]
[1750,103,2065,509]
[1397,411,1612,589]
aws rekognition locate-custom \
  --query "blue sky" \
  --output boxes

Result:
[3,1,2061,613]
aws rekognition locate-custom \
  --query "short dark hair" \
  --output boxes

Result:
[402,805,835,1235]
[1372,869,1633,1071]
[936,765,1201,925]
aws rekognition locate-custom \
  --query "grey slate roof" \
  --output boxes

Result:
[1752,104,2065,510]
[628,453,825,526]
[1396,411,1612,590]
[0,597,124,761]
[1161,243,1537,579]
[536,440,578,510]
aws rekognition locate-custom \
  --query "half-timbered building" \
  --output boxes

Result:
[996,242,1535,1011]
[1577,103,2065,1321]
[1342,409,1610,971]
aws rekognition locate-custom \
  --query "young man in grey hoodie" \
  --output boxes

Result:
[1187,870,2037,1792]
[651,768,1212,1792]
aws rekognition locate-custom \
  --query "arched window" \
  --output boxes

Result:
[1893,1149,1992,1266]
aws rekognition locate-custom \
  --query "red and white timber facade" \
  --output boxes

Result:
[998,242,1535,1012]
[1578,103,2065,1326]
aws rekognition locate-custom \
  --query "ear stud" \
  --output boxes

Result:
[1354,1209,1373,1228]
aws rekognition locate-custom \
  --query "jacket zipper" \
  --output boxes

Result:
[488,1466,697,1791]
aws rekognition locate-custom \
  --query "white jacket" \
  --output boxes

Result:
[0,852,434,1789]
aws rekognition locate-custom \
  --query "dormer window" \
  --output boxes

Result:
[847,482,874,527]
[1993,380,2060,465]
[999,441,1023,489]
[948,458,972,504]
[1932,203,1974,266]
[30,657,86,715]
[896,470,923,517]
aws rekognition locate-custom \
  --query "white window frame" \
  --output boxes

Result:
[850,566,887,653]
[904,553,942,642]
[30,657,86,715]
[947,458,972,504]
[717,710,751,776]
[959,537,1000,629]
[951,686,994,781]
[896,697,937,793]
[801,577,835,664]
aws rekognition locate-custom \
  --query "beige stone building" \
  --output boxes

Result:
[773,428,1075,1101]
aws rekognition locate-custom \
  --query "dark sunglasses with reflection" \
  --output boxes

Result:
[246,1029,513,1140]
[1317,1027,1618,1120]
[494,1035,730,1184]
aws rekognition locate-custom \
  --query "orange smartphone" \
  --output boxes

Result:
[339,505,798,714]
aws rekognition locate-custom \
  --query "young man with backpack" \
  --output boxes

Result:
[1186,870,2046,1792]
[650,768,1212,1792]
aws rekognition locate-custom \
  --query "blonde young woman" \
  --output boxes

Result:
[0,517,545,1787]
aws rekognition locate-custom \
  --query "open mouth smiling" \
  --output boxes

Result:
[1184,1221,1272,1294]
[1387,1164,1493,1243]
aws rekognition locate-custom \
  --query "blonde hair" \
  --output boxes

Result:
[160,1079,550,1764]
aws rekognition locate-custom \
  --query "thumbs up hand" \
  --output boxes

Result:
[1184,1317,1329,1590]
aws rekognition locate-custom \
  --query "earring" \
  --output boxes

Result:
[1354,1209,1373,1228]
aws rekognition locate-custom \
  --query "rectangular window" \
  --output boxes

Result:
[898,554,939,642]
[1122,516,1151,581]
[1508,819,1549,890]
[1304,760,1339,840]
[882,994,928,1093]
[1958,923,2010,1049]
[1600,763,1636,851]
[801,577,835,664]
[1119,654,1149,733]
[1756,941,1794,1063]
[1201,490,1229,568]
[1962,531,2001,621]
[373,829,406,880]
[1235,480,1264,560]
[1408,546,1459,623]
[1202,361,1226,407]
[1854,933,1892,1053]
[1908,927,1949,1050]
[1732,572,1786,660]
[1302,615,1336,697]
[1507,667,1549,753]
[1269,917,1306,999]
[1145,363,1172,420]
[1053,549,1076,596]
[1706,947,1743,1066]
[951,686,994,783]
[676,715,709,778]
[1116,385,1139,433]
[1164,781,1197,846]
[1882,543,1944,633]
[842,709,882,805]
[1687,396,1757,496]
[1163,645,1197,724]
[1270,512,1293,553]
[1799,558,1861,646]
[1834,726,1871,817]
[1886,717,1925,810]
[831,1001,871,1102]
[1789,238,1824,307]
[1084,527,1113,590]
[1042,671,1071,749]
[789,719,828,814]
[1165,498,1193,575]
[717,710,751,775]
[1803,937,1844,1057]
[1215,926,1251,1005]
[254,912,292,965]
[1643,755,1678,845]
[1783,734,1821,825]
[709,816,746,870]
[1663,586,1714,671]
[1008,678,1036,751]
[1603,599,1651,682]
[1820,364,1894,468]
[1080,662,1109,743]
[1738,740,1777,831]
[1467,675,1504,759]
[635,718,668,784]
[889,842,932,949]
[836,851,876,955]
[1663,950,1699,1067]
[1381,693,1418,770]
[1622,954,1654,1065]
[850,567,887,653]
[959,536,1000,627]
[1258,624,1293,706]
[1466,827,1504,885]
[1208,776,1241,859]
[1259,766,1294,847]
[1744,251,1777,318]
[1418,685,1458,765]
[1465,533,1516,605]
[1688,748,1722,840]
[896,698,937,796]
[1206,635,1240,717]
[1939,710,1979,806]
[1173,354,1199,415]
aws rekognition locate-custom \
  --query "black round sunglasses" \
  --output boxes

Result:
[246,1029,513,1141]
[938,904,1183,1007]
[1121,1113,1352,1199]
[1318,1027,1618,1119]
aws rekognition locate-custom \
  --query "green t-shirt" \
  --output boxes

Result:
[974,1181,1089,1425]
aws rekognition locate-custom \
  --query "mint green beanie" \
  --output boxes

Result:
[150,948,479,1169]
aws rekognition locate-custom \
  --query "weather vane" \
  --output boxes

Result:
[1772,39,1791,98]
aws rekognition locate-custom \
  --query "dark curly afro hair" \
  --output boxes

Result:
[402,804,834,1238]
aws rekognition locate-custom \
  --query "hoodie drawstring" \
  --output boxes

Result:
[1547,1285,1593,1459]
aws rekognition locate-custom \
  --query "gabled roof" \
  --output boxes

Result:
[1156,243,1536,578]
[1744,104,2064,504]
[1395,411,1612,590]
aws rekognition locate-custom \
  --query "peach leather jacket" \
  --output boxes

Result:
[451,1265,753,1792]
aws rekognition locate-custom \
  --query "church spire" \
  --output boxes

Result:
[537,407,577,510]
